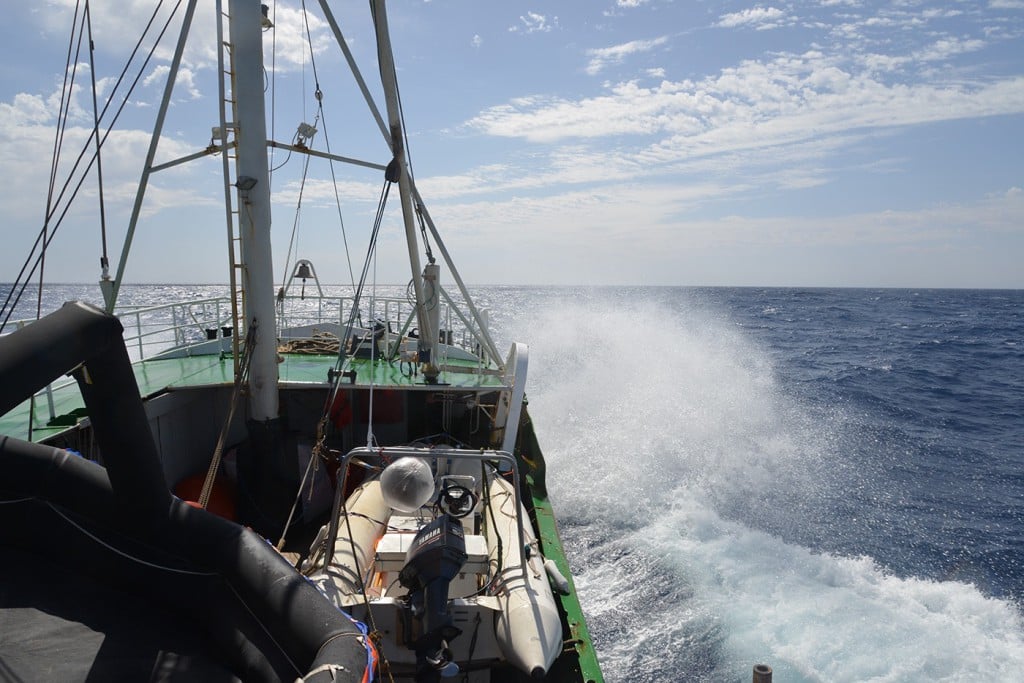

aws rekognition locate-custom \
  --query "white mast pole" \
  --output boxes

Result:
[229,0,278,420]
[371,0,436,367]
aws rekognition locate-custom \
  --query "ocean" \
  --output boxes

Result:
[505,287,1024,682]
[3,284,1023,681]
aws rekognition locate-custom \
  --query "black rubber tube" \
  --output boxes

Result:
[0,435,368,681]
[0,301,171,520]
[0,303,369,681]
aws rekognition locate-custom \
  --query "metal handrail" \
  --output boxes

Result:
[7,292,489,432]
[7,297,232,428]
[9,290,488,363]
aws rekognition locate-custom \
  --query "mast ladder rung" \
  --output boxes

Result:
[217,3,244,377]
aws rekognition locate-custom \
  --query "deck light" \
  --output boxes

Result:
[235,176,257,191]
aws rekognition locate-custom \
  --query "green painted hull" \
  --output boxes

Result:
[519,408,604,683]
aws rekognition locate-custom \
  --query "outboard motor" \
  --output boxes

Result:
[399,514,468,681]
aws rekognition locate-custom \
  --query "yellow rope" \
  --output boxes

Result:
[198,325,255,509]
[277,331,340,355]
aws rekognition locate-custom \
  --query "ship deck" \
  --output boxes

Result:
[0,352,508,443]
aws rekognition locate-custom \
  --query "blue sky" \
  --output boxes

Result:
[1,1,1022,288]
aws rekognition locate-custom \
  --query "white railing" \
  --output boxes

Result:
[7,291,493,433]
[7,288,492,365]
[116,297,233,360]
[5,297,234,432]
[277,293,483,355]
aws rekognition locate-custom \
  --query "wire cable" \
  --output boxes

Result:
[46,502,219,577]
[0,0,182,333]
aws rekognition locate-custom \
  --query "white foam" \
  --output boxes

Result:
[651,499,1024,681]
[507,292,1024,681]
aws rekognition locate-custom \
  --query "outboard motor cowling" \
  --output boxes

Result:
[399,514,467,681]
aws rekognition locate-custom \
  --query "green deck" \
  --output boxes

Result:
[0,352,507,443]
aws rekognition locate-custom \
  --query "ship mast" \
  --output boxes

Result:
[229,0,278,421]
[370,0,437,367]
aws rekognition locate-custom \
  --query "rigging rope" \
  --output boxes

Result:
[46,501,219,577]
[328,493,395,683]
[274,440,318,551]
[319,108,359,292]
[280,135,315,286]
[366,227,379,449]
[329,161,395,378]
[301,0,357,290]
[85,1,111,281]
[276,1,360,295]
[0,0,182,333]
[278,101,321,285]
[197,320,256,510]
[311,171,402,682]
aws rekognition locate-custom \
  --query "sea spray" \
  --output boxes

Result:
[505,290,1024,682]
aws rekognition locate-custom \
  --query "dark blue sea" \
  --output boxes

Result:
[4,285,1023,681]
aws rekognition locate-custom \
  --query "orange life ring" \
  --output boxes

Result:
[174,472,237,521]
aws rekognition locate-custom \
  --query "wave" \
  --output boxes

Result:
[511,292,1024,681]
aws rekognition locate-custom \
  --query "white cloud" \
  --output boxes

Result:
[510,12,557,35]
[921,8,963,19]
[0,74,213,233]
[420,175,1024,286]
[472,34,483,48]
[265,5,332,72]
[652,191,1024,267]
[144,65,202,100]
[468,49,1024,155]
[467,80,694,142]
[585,36,668,75]
[915,38,987,62]
[0,92,53,127]
[718,7,788,30]
[271,177,380,209]
[143,66,170,90]
[859,53,909,73]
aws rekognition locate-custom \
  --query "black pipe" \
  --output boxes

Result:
[0,433,368,681]
[0,301,119,415]
[0,301,171,520]
[0,303,369,680]
[0,435,118,524]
